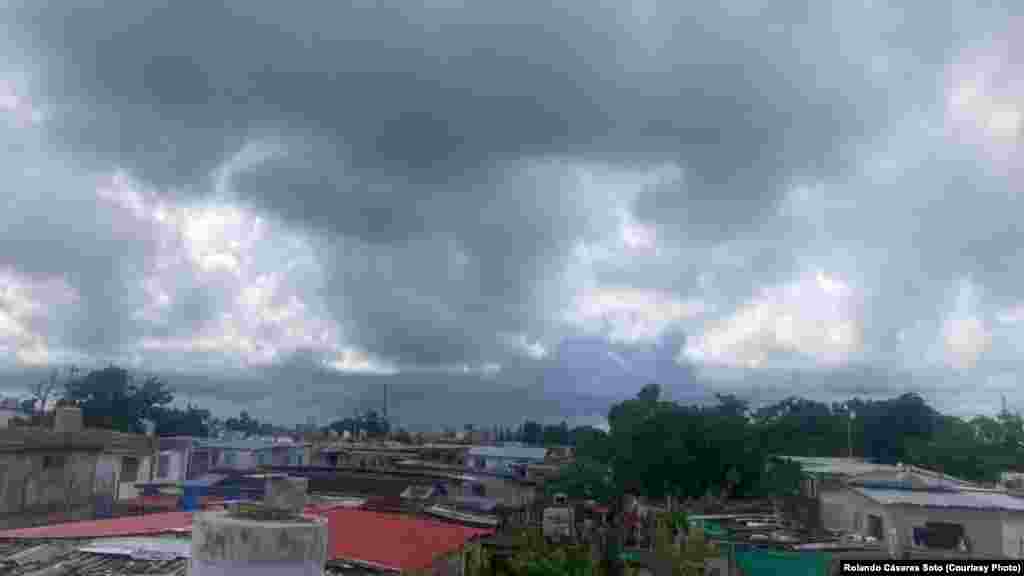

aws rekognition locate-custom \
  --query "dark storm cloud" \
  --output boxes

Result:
[6,0,913,367]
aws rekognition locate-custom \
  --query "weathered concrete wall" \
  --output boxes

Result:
[819,487,892,536]
[118,455,152,500]
[265,477,308,513]
[1003,513,1024,558]
[190,511,328,576]
[0,451,99,529]
[898,505,1005,556]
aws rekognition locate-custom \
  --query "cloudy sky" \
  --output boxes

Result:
[0,1,1021,429]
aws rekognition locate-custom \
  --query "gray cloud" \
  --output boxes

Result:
[7,1,922,367]
[2,1,1023,425]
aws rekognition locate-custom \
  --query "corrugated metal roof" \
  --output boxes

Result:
[324,508,493,571]
[196,439,277,451]
[0,542,189,576]
[0,512,194,540]
[468,445,547,460]
[780,456,903,477]
[853,486,1024,511]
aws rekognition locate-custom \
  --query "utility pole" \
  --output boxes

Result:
[848,409,856,458]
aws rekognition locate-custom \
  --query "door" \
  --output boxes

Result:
[94,456,118,518]
[868,514,884,540]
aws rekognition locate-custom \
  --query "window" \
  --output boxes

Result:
[43,454,66,470]
[918,522,967,551]
[121,456,140,482]
[867,514,884,540]
[158,454,171,478]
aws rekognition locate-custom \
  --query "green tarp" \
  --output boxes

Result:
[734,549,830,576]
[687,519,729,539]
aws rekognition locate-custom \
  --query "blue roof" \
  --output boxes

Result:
[468,445,547,460]
[854,486,1024,512]
[183,474,228,488]
[451,495,500,512]
[196,439,278,451]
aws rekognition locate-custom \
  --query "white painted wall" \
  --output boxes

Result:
[822,486,1024,557]
[820,487,892,536]
[0,408,25,428]
[117,455,152,499]
[897,505,1004,556]
[1002,513,1024,558]
[156,450,188,482]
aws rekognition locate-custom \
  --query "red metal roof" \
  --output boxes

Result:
[0,511,194,540]
[323,508,494,572]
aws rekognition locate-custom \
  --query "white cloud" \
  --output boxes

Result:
[946,33,1023,176]
[684,269,861,368]
[0,79,44,127]
[941,277,991,371]
[0,269,77,366]
[501,332,549,359]
[569,286,705,343]
[327,347,397,375]
[998,304,1024,326]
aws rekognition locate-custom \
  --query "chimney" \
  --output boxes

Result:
[54,405,83,434]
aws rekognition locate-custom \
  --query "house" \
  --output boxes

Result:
[153,437,311,483]
[0,406,155,529]
[822,475,1024,557]
[0,397,30,428]
[785,458,1024,558]
[467,445,547,477]
[153,436,200,483]
[1002,472,1024,490]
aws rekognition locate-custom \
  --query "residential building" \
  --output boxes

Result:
[153,437,311,483]
[822,475,1024,557]
[0,397,30,428]
[467,445,547,477]
[0,406,155,529]
[1002,472,1024,490]
[782,457,1024,558]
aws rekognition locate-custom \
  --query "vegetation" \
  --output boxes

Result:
[551,385,1024,502]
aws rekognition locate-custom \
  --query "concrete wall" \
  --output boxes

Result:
[117,454,152,499]
[0,451,99,529]
[470,475,536,509]
[822,486,1024,557]
[897,505,1005,556]
[1002,513,1024,558]
[156,449,189,482]
[820,487,892,535]
[216,449,258,470]
[0,408,26,428]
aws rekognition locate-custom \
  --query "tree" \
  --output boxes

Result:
[361,410,390,438]
[62,365,174,433]
[637,383,662,403]
[542,421,570,446]
[522,420,543,445]
[152,404,212,437]
[26,367,64,416]
[545,458,616,503]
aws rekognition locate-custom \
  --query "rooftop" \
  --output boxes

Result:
[0,427,153,455]
[323,507,493,572]
[467,445,547,460]
[0,502,493,574]
[853,485,1024,512]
